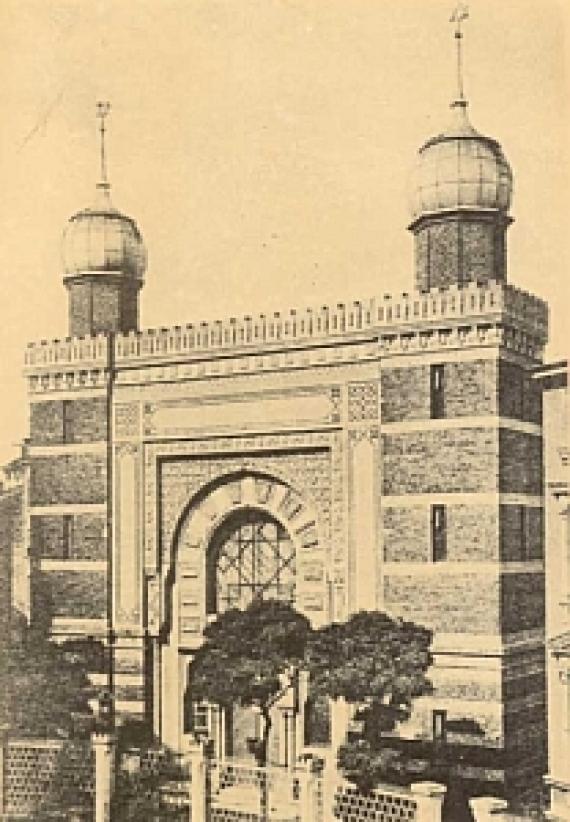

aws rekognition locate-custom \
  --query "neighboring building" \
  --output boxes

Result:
[535,361,569,821]
[0,453,29,639]
[7,19,552,806]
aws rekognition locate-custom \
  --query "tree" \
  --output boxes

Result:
[188,599,310,766]
[0,608,94,738]
[305,610,433,793]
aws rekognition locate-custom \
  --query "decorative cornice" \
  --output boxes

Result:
[24,281,548,395]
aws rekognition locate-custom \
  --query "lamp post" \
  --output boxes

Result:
[92,690,116,822]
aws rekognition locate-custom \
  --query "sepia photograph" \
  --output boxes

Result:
[0,1,568,820]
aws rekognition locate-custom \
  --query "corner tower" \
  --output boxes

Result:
[62,103,147,337]
[408,7,513,291]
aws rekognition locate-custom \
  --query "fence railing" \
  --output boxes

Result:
[0,736,94,819]
[24,280,549,374]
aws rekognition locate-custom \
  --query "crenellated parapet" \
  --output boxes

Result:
[24,280,548,393]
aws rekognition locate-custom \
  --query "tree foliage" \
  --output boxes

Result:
[189,599,310,765]
[0,609,94,738]
[305,610,433,793]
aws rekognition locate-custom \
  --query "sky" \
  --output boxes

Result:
[0,0,568,466]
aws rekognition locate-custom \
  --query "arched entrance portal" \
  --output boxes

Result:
[157,471,327,755]
[207,508,296,615]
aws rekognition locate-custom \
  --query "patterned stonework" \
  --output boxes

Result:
[348,381,379,422]
[141,431,346,637]
[115,402,140,440]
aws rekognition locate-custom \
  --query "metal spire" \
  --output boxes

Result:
[96,101,111,186]
[450,4,469,103]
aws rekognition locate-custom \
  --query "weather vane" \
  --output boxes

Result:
[96,101,111,185]
[450,4,469,102]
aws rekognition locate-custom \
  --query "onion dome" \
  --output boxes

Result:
[63,103,146,337]
[62,182,146,281]
[409,98,513,223]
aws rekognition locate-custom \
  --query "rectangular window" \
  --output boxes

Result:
[62,515,74,559]
[430,364,445,419]
[431,505,447,562]
[520,505,527,561]
[433,710,447,743]
[62,400,74,443]
[191,703,210,736]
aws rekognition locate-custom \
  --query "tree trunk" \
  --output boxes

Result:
[259,708,272,768]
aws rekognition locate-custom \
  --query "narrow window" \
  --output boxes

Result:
[430,364,445,419]
[431,505,447,562]
[433,710,447,744]
[62,515,74,559]
[520,505,527,561]
[62,400,74,443]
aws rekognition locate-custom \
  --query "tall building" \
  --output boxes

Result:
[15,14,550,804]
[535,361,569,820]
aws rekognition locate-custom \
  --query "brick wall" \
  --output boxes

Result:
[30,514,106,560]
[381,366,431,422]
[67,279,92,338]
[444,361,497,417]
[380,360,498,423]
[30,398,107,444]
[382,428,497,495]
[35,569,107,618]
[0,490,22,640]
[30,455,106,505]
[498,361,542,424]
[68,278,139,336]
[499,431,542,495]
[382,506,429,562]
[383,573,500,634]
[413,214,507,290]
[382,504,499,562]
[500,574,545,633]
[500,505,543,561]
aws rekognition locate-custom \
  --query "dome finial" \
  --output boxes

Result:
[96,101,111,188]
[450,4,469,106]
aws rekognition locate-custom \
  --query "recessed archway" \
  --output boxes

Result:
[206,506,297,615]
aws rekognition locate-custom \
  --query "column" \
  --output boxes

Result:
[348,430,379,613]
[92,732,116,822]
[410,782,447,822]
[468,796,510,822]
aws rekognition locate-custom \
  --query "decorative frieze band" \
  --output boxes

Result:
[381,417,542,437]
[24,282,547,394]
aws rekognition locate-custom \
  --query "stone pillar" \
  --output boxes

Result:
[410,781,447,822]
[298,759,318,822]
[330,697,350,757]
[469,796,510,822]
[92,732,116,822]
[184,740,207,822]
[347,429,379,613]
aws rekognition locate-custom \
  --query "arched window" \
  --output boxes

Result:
[206,508,296,614]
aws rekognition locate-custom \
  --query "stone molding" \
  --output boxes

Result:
[24,281,548,395]
[381,493,544,508]
[142,386,341,439]
[142,430,346,633]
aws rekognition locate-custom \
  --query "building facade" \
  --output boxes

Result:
[536,362,569,820]
[13,40,551,804]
